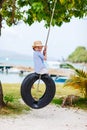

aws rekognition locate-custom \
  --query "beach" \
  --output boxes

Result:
[0,104,87,130]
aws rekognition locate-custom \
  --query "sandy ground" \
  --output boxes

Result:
[0,104,87,130]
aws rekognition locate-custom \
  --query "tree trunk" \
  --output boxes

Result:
[0,81,6,108]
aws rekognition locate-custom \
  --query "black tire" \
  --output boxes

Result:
[21,73,56,109]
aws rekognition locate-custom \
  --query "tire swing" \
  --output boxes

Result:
[21,73,56,109]
[21,0,57,109]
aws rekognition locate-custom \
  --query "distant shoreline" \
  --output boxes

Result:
[0,62,87,77]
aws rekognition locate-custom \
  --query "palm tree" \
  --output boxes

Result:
[64,64,87,98]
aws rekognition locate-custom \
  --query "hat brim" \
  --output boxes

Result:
[32,45,44,48]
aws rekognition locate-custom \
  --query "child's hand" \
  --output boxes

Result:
[43,46,47,56]
[43,50,46,55]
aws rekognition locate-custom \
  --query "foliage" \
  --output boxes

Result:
[52,98,62,105]
[0,100,30,115]
[75,97,87,109]
[52,97,87,110]
[4,94,15,105]
[0,0,87,35]
[64,63,87,98]
[67,46,87,63]
[0,83,30,115]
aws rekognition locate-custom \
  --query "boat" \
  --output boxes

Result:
[54,76,68,83]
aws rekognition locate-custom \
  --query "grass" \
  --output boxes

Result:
[0,83,87,116]
[52,83,87,110]
[55,83,82,98]
[52,97,87,110]
[3,83,21,99]
[74,98,87,110]
[0,83,30,116]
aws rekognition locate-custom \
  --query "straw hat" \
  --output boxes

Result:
[32,41,44,48]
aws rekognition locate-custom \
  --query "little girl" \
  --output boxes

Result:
[32,41,48,74]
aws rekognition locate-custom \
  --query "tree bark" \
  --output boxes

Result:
[0,81,6,108]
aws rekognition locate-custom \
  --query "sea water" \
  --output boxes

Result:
[0,57,34,67]
[0,58,34,83]
[0,72,26,83]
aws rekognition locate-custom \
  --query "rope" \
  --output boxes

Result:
[45,0,57,47]
[36,0,57,95]
[36,74,41,100]
[37,74,41,91]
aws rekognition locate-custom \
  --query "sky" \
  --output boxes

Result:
[0,17,87,60]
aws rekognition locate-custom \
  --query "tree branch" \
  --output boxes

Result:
[10,0,16,24]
